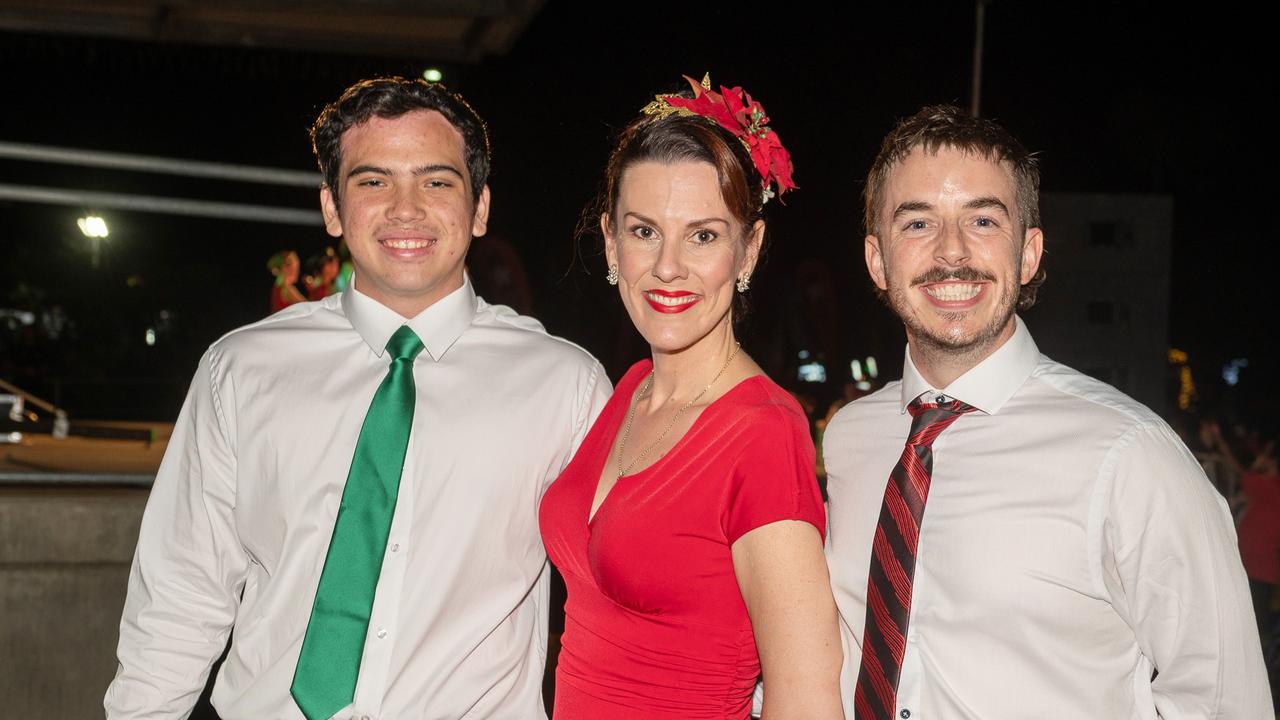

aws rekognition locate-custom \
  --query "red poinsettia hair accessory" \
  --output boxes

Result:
[640,73,797,204]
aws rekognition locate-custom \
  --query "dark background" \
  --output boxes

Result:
[0,1,1272,427]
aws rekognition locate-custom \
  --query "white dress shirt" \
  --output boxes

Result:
[105,278,610,720]
[824,317,1270,719]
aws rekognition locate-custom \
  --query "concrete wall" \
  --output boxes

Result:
[1025,193,1174,414]
[0,486,147,718]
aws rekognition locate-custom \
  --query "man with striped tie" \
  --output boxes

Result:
[823,105,1270,719]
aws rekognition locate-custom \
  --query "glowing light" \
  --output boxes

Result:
[798,349,810,360]
[77,215,109,238]
[145,328,156,346]
[422,68,444,82]
[1178,366,1195,411]
[850,360,864,381]
[1167,348,1187,365]
[866,356,879,378]
[855,381,872,391]
[798,362,827,383]
[1223,358,1249,387]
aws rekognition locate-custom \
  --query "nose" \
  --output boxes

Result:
[934,221,971,266]
[385,184,426,223]
[651,236,688,283]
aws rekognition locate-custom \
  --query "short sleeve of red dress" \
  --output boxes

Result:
[720,398,827,545]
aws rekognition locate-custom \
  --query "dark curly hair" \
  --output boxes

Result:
[311,77,490,209]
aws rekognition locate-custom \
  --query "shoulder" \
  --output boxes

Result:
[467,297,602,372]
[205,296,346,365]
[826,381,902,439]
[1025,355,1165,431]
[712,375,812,451]
[1025,356,1204,491]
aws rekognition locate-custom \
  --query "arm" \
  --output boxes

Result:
[104,350,248,718]
[733,520,844,720]
[1101,422,1272,718]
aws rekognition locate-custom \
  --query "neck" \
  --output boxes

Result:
[648,324,739,406]
[354,275,464,319]
[908,320,1016,389]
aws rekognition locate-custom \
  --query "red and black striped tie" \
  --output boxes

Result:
[854,396,976,720]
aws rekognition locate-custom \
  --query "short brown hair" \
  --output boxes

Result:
[864,105,1045,310]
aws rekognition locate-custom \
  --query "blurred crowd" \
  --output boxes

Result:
[267,245,348,312]
[1186,416,1280,691]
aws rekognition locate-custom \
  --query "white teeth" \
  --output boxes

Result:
[383,238,433,249]
[645,292,698,307]
[924,283,982,301]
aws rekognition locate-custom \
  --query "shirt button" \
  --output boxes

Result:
[391,543,400,552]
[376,628,388,639]
[900,710,912,719]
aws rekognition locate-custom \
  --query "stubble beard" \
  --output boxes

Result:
[886,263,1021,367]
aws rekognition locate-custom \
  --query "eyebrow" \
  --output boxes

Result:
[623,212,730,228]
[891,200,933,221]
[345,164,465,180]
[963,196,1011,215]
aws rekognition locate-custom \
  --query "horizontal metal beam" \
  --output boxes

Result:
[0,140,319,187]
[0,472,153,487]
[0,183,323,226]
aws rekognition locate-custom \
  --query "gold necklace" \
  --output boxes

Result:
[615,342,742,479]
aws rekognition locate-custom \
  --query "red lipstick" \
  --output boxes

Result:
[644,289,700,314]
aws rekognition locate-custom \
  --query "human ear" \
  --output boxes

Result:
[601,213,618,269]
[865,234,888,291]
[470,185,491,238]
[1020,227,1044,283]
[320,187,343,238]
[740,219,765,278]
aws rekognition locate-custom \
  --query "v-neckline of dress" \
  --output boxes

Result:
[587,363,763,528]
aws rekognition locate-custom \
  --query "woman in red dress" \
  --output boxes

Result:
[539,75,842,720]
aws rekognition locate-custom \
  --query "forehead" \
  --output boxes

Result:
[883,145,1015,208]
[617,160,731,218]
[338,109,466,169]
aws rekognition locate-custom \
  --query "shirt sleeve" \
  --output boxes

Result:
[722,405,826,545]
[1100,421,1273,718]
[571,358,612,457]
[104,348,249,718]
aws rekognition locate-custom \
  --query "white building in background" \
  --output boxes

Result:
[1024,193,1173,415]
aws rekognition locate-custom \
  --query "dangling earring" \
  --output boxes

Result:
[736,274,751,293]
[606,264,619,286]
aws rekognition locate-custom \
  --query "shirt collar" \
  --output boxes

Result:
[899,315,1040,415]
[341,274,477,362]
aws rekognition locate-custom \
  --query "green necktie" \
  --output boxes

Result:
[291,325,425,720]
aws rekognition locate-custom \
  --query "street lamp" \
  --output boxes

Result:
[77,214,109,268]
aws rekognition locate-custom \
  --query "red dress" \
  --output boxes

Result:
[539,360,826,719]
[1238,471,1280,584]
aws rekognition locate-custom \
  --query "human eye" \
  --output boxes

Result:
[355,176,385,188]
[901,218,930,233]
[974,216,999,228]
[628,224,657,241]
[692,229,719,244]
[425,176,454,189]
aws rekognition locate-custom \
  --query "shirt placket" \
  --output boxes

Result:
[349,420,417,720]
[894,419,953,720]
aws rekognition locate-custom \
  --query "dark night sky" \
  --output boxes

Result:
[0,2,1272,422]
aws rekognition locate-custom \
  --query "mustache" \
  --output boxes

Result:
[910,266,996,286]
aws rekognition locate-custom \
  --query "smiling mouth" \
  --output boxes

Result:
[923,283,983,302]
[380,238,436,250]
[645,291,698,307]
[644,291,700,313]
